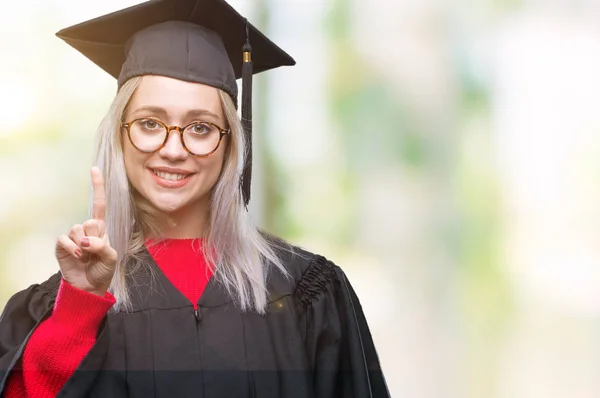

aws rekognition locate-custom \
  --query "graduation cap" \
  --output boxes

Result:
[56,0,295,207]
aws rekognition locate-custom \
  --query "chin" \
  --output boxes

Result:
[151,198,188,215]
[149,191,210,216]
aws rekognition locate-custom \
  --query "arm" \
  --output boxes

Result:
[2,168,117,398]
[1,278,114,398]
[0,273,61,394]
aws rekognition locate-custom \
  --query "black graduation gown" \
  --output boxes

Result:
[0,245,389,398]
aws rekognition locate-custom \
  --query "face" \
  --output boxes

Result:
[122,75,228,218]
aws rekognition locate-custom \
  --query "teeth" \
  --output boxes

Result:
[153,170,188,181]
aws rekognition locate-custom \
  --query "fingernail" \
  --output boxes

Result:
[81,237,90,248]
[75,249,83,258]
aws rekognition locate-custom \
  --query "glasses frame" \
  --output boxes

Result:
[121,118,230,157]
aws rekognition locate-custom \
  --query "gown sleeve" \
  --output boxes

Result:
[0,273,61,392]
[4,278,115,398]
[0,273,114,398]
[294,255,390,398]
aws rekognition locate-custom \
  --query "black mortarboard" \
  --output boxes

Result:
[56,0,295,207]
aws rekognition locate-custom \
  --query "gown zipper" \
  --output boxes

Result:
[193,305,205,396]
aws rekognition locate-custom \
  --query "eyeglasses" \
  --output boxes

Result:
[121,118,230,157]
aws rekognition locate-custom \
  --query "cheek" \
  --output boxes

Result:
[198,154,224,184]
[123,140,135,172]
[213,141,229,177]
[122,137,148,186]
[198,145,227,189]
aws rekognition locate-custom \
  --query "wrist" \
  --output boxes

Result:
[51,279,115,335]
[63,278,109,297]
[85,288,108,297]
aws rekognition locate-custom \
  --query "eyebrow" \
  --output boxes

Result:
[131,106,220,121]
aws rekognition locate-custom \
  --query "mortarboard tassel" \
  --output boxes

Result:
[241,21,253,208]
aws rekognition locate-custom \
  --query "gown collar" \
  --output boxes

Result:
[126,245,233,312]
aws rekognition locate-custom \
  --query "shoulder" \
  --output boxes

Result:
[3,272,62,307]
[264,234,342,302]
[0,271,61,325]
[36,272,63,300]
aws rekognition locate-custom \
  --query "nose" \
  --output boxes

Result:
[158,128,188,161]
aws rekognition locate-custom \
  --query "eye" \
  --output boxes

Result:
[140,119,160,130]
[189,122,212,135]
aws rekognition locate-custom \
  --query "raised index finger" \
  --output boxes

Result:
[91,166,106,221]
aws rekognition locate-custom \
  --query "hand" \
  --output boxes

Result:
[55,166,117,296]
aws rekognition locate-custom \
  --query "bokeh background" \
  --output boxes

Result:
[3,0,600,397]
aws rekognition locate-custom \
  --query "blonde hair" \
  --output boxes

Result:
[92,76,290,314]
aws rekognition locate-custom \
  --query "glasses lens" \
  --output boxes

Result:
[183,122,221,155]
[129,119,167,152]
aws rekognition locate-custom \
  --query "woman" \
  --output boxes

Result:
[0,0,389,397]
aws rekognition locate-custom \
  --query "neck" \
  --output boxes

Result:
[155,201,209,240]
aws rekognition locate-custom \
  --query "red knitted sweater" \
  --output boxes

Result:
[4,238,210,398]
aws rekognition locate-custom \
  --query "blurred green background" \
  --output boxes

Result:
[3,0,600,397]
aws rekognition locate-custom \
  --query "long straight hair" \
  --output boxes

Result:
[92,76,290,314]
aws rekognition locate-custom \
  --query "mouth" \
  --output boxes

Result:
[149,168,194,188]
[151,169,192,181]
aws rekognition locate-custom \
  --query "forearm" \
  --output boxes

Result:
[4,279,115,398]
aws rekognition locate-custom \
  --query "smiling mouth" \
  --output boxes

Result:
[152,169,191,181]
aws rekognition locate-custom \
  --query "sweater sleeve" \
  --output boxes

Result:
[3,279,115,398]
